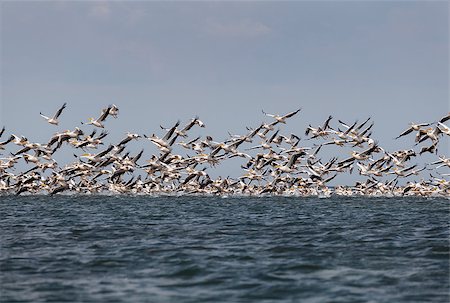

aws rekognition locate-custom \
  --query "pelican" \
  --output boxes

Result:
[419,144,437,155]
[173,117,204,138]
[110,104,119,118]
[82,106,111,128]
[386,165,418,177]
[356,162,391,177]
[305,116,333,139]
[395,122,431,139]
[118,132,141,146]
[430,156,450,169]
[337,143,379,165]
[416,127,442,144]
[321,139,349,147]
[40,102,67,125]
[11,135,28,146]
[262,108,301,125]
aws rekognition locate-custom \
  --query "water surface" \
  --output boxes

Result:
[1,196,448,302]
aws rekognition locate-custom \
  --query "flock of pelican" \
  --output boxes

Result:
[0,103,448,197]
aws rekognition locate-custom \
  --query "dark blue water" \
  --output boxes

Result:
[1,196,448,302]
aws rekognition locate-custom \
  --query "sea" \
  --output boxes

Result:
[1,195,448,303]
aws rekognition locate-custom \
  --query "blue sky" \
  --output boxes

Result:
[1,1,448,182]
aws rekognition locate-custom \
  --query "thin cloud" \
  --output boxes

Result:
[206,19,272,37]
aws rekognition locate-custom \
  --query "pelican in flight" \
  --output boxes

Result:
[82,106,111,128]
[110,104,119,118]
[262,108,302,125]
[395,122,431,139]
[40,102,67,125]
[337,142,379,165]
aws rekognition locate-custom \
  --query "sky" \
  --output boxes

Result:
[0,1,448,184]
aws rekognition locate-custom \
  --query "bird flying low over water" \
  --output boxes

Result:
[0,102,448,197]
[40,103,67,125]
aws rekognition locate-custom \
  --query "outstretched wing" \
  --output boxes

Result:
[98,106,112,122]
[262,110,276,118]
[53,102,67,119]
[282,108,302,119]
[439,112,450,123]
[395,127,413,139]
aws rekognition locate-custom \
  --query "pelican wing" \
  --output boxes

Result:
[337,156,355,166]
[322,115,333,130]
[355,117,371,131]
[186,136,200,145]
[98,106,112,122]
[267,130,279,143]
[282,108,302,119]
[262,110,276,118]
[323,174,337,183]
[360,123,374,136]
[395,127,413,139]
[439,112,450,123]
[400,164,417,173]
[96,131,109,140]
[343,121,358,135]
[305,126,313,136]
[338,119,351,129]
[53,102,67,119]
[287,152,304,168]
[162,120,180,141]
[40,113,50,120]
[131,149,144,164]
[181,117,198,132]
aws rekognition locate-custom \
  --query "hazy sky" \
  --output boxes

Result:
[1,1,448,183]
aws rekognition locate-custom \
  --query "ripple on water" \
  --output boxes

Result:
[0,196,448,302]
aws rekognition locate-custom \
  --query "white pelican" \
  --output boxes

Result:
[82,106,111,128]
[419,144,437,155]
[337,143,379,165]
[110,104,119,118]
[118,132,141,146]
[430,156,450,169]
[40,102,67,125]
[395,122,431,139]
[262,108,301,124]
